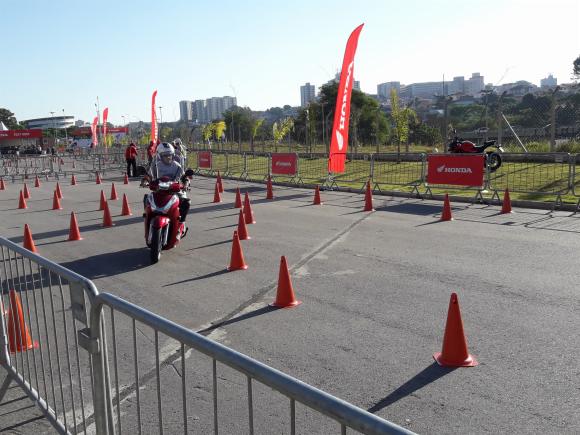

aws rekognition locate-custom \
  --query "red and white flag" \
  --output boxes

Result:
[91,117,98,147]
[102,107,109,144]
[151,90,158,143]
[328,24,364,173]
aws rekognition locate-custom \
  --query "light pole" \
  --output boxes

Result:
[62,109,68,147]
[49,111,56,150]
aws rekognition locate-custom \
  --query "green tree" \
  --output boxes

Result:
[390,89,418,152]
[214,121,226,142]
[272,118,294,143]
[574,55,580,80]
[0,108,21,129]
[251,119,264,151]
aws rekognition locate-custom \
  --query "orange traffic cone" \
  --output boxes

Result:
[102,201,114,227]
[441,194,453,221]
[313,185,322,205]
[213,182,222,203]
[124,173,129,184]
[501,188,512,214]
[266,176,274,200]
[68,212,82,241]
[363,181,374,212]
[34,175,41,188]
[56,182,63,199]
[237,209,250,240]
[433,293,477,367]
[110,183,118,200]
[121,194,132,216]
[227,231,248,271]
[271,256,301,308]
[52,190,62,210]
[243,192,256,224]
[234,187,242,208]
[18,190,27,209]
[71,174,77,186]
[96,172,102,184]
[217,171,224,193]
[7,290,38,353]
[23,224,37,253]
[99,190,107,211]
[23,183,31,199]
[0,178,5,190]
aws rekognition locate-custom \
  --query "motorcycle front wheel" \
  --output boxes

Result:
[487,152,502,172]
[150,226,163,264]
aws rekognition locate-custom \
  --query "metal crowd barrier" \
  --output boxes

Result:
[244,152,270,181]
[371,153,424,196]
[0,237,105,435]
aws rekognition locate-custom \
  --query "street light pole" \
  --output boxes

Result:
[62,109,68,147]
[49,111,56,150]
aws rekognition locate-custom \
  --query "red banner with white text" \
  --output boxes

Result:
[91,117,98,147]
[0,129,43,139]
[426,154,485,186]
[198,151,212,169]
[102,107,109,141]
[328,23,364,174]
[151,90,158,143]
[271,153,298,176]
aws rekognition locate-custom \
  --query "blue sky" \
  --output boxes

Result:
[1,0,578,124]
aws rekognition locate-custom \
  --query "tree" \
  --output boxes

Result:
[272,118,294,143]
[0,108,21,129]
[574,55,580,80]
[390,89,418,152]
[251,119,264,151]
[214,121,226,142]
[201,124,215,144]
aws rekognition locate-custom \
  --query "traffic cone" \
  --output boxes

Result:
[23,224,37,253]
[213,182,222,203]
[121,193,132,216]
[99,190,107,211]
[102,201,114,227]
[313,185,322,205]
[23,183,30,199]
[227,231,248,271]
[7,290,38,353]
[237,209,250,240]
[441,194,453,221]
[56,182,63,199]
[243,192,256,224]
[433,293,478,367]
[266,176,274,200]
[110,183,118,200]
[234,187,242,208]
[18,190,27,209]
[71,174,77,186]
[34,175,41,188]
[0,178,5,190]
[501,188,512,214]
[52,190,62,210]
[68,212,82,241]
[124,173,129,184]
[96,172,102,184]
[217,171,224,193]
[363,181,374,212]
[271,256,301,308]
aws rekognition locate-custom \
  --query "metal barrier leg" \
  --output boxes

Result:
[0,374,12,402]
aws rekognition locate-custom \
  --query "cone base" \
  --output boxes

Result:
[270,300,302,309]
[227,265,248,271]
[68,236,83,241]
[440,217,453,221]
[433,352,478,367]
[238,235,251,240]
[11,340,39,353]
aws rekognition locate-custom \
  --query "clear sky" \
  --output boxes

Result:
[1,0,578,125]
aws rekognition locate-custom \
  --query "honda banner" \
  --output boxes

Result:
[151,90,158,143]
[0,129,42,139]
[271,153,298,176]
[91,117,98,147]
[102,107,109,141]
[328,23,364,174]
[198,151,212,169]
[426,154,485,186]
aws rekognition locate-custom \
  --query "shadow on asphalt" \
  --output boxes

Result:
[380,203,444,216]
[367,362,456,413]
[60,248,150,279]
[163,269,230,287]
[196,304,278,335]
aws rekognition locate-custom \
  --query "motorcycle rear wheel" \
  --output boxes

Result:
[488,152,502,172]
[150,226,163,264]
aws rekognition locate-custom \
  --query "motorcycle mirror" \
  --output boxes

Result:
[185,169,194,177]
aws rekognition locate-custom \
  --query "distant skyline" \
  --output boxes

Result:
[1,0,578,125]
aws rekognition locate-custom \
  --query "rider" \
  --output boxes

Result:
[147,142,191,223]
[173,138,187,168]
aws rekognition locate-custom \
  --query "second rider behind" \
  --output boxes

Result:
[148,142,191,223]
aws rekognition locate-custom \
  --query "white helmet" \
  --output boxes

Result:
[157,142,175,164]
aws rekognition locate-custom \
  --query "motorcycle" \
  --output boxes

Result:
[143,171,193,264]
[447,131,504,172]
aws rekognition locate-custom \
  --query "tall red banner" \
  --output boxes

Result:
[91,117,98,147]
[328,23,364,174]
[102,107,109,143]
[151,90,158,143]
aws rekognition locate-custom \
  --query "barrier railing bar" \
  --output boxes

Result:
[213,357,218,435]
[110,308,121,435]
[132,318,142,435]
[181,343,187,435]
[155,330,164,435]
